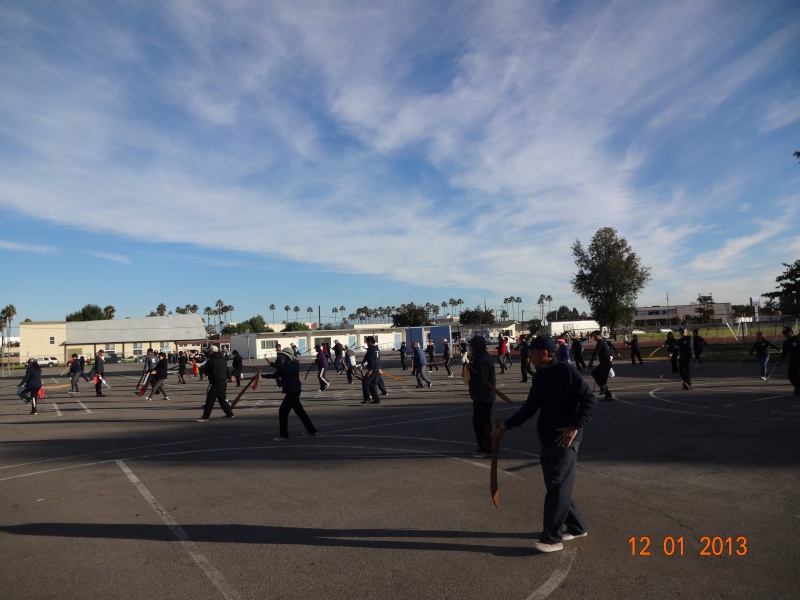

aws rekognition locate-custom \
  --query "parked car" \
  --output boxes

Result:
[34,357,60,367]
[631,329,646,334]
[659,328,673,333]
[103,352,122,364]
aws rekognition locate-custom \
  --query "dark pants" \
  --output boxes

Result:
[573,352,586,371]
[346,364,354,383]
[400,354,408,370]
[415,366,431,386]
[95,373,104,395]
[443,358,452,376]
[278,392,316,438]
[591,363,611,389]
[497,354,506,373]
[694,351,703,364]
[362,371,380,402]
[178,367,187,383]
[201,381,233,418]
[333,356,343,374]
[679,358,691,386]
[520,360,534,382]
[377,375,387,395]
[790,368,800,395]
[472,400,493,454]
[539,442,586,544]
[630,350,642,364]
[317,367,329,390]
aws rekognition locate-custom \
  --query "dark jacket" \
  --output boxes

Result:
[412,346,426,366]
[692,335,710,353]
[20,365,43,390]
[676,335,694,360]
[468,337,496,403]
[442,342,451,360]
[504,360,596,446]
[153,357,169,381]
[590,338,613,364]
[69,359,81,375]
[94,354,105,375]
[232,353,243,372]
[203,353,230,384]
[749,339,780,358]
[316,350,328,369]
[361,345,382,371]
[263,358,302,394]
[780,335,800,370]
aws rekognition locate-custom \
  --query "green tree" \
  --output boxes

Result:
[459,306,496,325]
[696,294,716,322]
[762,259,800,316]
[391,303,432,327]
[103,305,116,319]
[283,321,310,332]
[66,304,106,322]
[269,304,276,324]
[156,303,167,317]
[571,227,652,330]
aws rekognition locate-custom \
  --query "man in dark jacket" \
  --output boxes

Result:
[145,352,170,402]
[467,336,496,458]
[571,337,586,371]
[399,341,409,370]
[263,348,316,440]
[692,329,711,366]
[333,340,344,374]
[442,338,453,377]
[177,351,189,384]
[493,335,597,553]
[94,350,106,397]
[412,341,432,388]
[778,327,800,396]
[18,359,44,414]
[358,336,382,403]
[231,350,244,386]
[588,331,614,400]
[196,346,234,421]
[676,327,694,389]
[68,353,82,393]
[518,336,532,382]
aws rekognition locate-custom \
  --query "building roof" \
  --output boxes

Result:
[64,314,207,344]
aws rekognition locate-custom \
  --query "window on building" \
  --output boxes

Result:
[105,344,115,352]
[260,340,277,350]
[49,336,55,344]
[132,342,143,356]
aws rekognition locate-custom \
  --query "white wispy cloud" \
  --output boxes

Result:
[0,239,59,254]
[84,251,132,265]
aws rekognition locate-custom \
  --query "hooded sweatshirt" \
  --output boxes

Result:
[468,336,496,403]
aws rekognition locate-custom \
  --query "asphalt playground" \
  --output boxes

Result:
[1,354,798,600]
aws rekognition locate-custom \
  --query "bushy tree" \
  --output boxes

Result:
[763,259,800,316]
[66,304,107,322]
[571,228,651,329]
[459,306,496,325]
[283,321,310,332]
[391,303,432,327]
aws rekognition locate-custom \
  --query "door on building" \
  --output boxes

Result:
[394,333,402,350]
[298,339,306,355]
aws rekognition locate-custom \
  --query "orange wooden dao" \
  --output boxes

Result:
[229,371,260,409]
[490,417,501,507]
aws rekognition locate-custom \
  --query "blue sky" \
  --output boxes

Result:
[1,0,799,331]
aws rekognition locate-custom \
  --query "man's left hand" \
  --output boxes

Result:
[555,425,579,447]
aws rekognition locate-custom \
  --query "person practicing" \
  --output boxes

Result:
[93,350,106,397]
[145,351,170,402]
[344,345,356,384]
[571,337,586,371]
[518,336,532,383]
[333,340,344,375]
[556,338,570,364]
[78,355,91,382]
[692,329,711,367]
[196,346,235,421]
[18,358,43,415]
[412,341,432,388]
[662,332,679,375]
[399,341,409,371]
[496,335,508,373]
[68,353,82,393]
[426,340,439,372]
[263,348,317,440]
[467,336,495,458]
[748,331,781,380]
[358,336,383,404]
[177,351,189,384]
[588,331,614,401]
[676,326,694,390]
[231,350,244,386]
[777,327,800,396]
[492,335,597,553]
[625,334,643,365]
[442,338,453,377]
[314,344,330,391]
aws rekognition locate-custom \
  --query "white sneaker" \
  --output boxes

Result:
[533,541,563,553]
[144,396,151,402]
[561,531,588,541]
[609,368,616,377]
[760,376,767,381]
[273,436,288,442]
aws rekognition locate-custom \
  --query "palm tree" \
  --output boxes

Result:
[545,295,553,320]
[225,305,234,324]
[293,306,300,321]
[500,309,509,320]
[189,304,199,314]
[269,304,276,323]
[157,303,167,317]
[1,305,15,350]
[537,295,545,321]
[103,305,116,319]
[339,306,346,319]
[283,305,291,322]
[332,307,339,324]
[306,307,314,322]
[215,299,225,324]
[203,307,213,329]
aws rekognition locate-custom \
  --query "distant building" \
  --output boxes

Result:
[19,315,207,363]
[632,302,733,327]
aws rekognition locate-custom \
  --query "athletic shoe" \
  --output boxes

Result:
[369,400,380,404]
[273,436,288,442]
[561,531,588,541]
[427,382,433,388]
[609,369,616,377]
[533,541,563,553]
[224,413,235,418]
[471,451,491,458]
[96,394,106,397]
[360,399,370,404]
[196,418,209,422]
[448,374,453,378]
[682,382,692,390]
[415,385,424,388]
[144,396,151,402]
[164,397,170,401]
[381,392,389,396]
[760,376,767,381]
[30,410,38,415]
[302,431,317,436]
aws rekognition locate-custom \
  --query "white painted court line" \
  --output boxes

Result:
[525,548,576,600]
[52,404,62,416]
[76,401,93,413]
[116,460,243,600]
